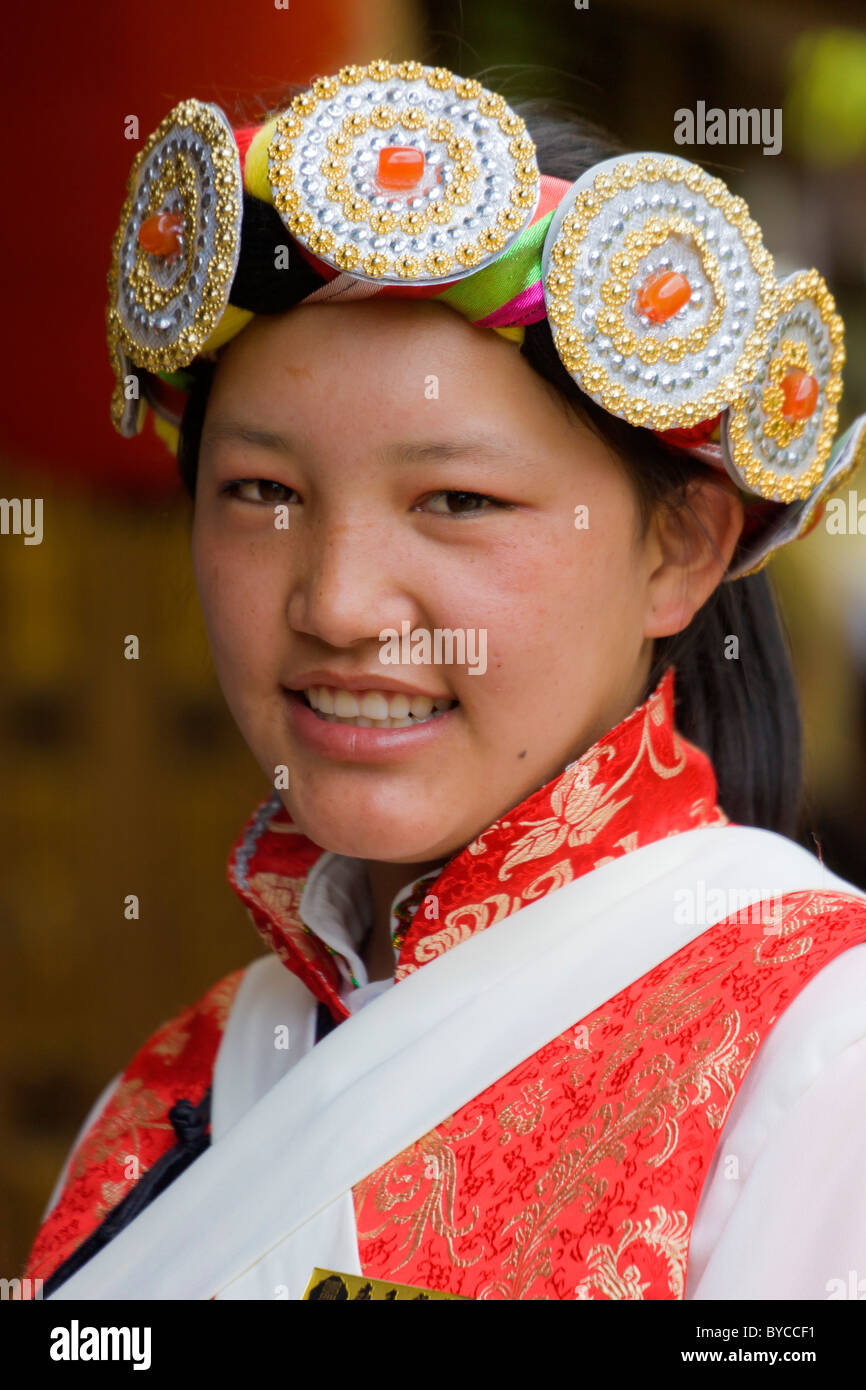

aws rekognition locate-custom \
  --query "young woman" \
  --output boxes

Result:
[25,60,866,1301]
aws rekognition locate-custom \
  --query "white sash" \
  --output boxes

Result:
[48,825,863,1300]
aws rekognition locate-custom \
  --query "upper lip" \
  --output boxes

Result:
[284,671,455,699]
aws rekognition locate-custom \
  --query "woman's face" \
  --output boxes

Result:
[192,299,659,865]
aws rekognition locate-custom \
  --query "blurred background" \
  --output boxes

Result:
[1,0,864,1275]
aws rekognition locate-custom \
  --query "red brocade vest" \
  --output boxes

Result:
[25,669,866,1298]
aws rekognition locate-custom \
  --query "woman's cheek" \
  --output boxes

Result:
[193,557,263,699]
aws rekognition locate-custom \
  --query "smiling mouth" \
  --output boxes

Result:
[297,685,458,729]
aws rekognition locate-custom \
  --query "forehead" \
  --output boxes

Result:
[211,297,525,398]
[202,297,590,461]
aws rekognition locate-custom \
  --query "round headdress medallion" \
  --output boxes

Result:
[267,60,540,284]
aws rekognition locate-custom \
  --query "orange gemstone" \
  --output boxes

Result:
[635,270,691,323]
[781,368,819,420]
[377,146,425,190]
[138,212,184,257]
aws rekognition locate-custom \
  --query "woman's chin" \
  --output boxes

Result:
[279,795,458,865]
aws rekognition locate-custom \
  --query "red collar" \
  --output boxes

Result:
[227,667,726,1020]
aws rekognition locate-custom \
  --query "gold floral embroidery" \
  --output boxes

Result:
[689,797,729,829]
[71,1078,173,1180]
[364,892,837,1298]
[480,976,759,1299]
[357,958,766,1297]
[414,894,514,964]
[245,871,334,977]
[150,969,242,1061]
[407,689,700,969]
[497,696,687,884]
[150,1024,190,1063]
[549,1015,612,1089]
[690,1014,760,1131]
[497,1080,551,1145]
[592,832,641,869]
[248,870,306,923]
[410,864,577,966]
[598,963,726,1088]
[499,753,628,882]
[355,1120,485,1272]
[522,859,575,899]
[752,890,842,965]
[573,1206,691,1300]
[200,969,245,1030]
[466,825,498,856]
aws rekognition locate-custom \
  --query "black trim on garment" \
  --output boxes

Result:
[43,1000,343,1297]
[316,999,338,1041]
[43,1088,213,1298]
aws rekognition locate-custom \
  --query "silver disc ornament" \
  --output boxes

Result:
[541,151,778,433]
[722,270,845,503]
[106,98,243,399]
[266,59,540,285]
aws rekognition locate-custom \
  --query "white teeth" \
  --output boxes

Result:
[301,684,457,728]
[360,691,389,719]
[334,689,360,717]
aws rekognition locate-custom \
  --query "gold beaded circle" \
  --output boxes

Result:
[542,152,777,431]
[267,60,540,284]
[723,270,844,502]
[106,99,243,375]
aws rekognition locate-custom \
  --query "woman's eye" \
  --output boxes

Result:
[221,479,298,504]
[420,490,506,516]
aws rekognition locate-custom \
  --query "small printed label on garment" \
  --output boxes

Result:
[302,1267,471,1299]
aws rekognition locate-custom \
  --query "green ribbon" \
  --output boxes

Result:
[437,210,554,321]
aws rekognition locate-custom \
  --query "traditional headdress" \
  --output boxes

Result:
[107,58,866,577]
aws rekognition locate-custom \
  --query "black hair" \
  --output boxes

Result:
[177,96,803,839]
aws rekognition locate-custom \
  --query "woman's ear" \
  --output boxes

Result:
[643,477,745,639]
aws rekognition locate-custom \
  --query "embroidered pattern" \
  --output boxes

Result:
[352,890,866,1299]
[395,671,724,979]
[353,1118,486,1272]
[24,968,244,1283]
[572,1206,691,1300]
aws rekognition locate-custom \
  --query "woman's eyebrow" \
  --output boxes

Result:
[202,420,524,465]
[201,419,296,454]
[375,438,521,466]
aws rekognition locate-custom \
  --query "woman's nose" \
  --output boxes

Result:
[285,516,414,650]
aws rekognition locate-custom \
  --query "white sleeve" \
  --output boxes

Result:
[686,942,866,1300]
[39,1071,124,1223]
